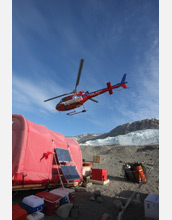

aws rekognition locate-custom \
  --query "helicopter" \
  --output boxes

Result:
[44,59,128,116]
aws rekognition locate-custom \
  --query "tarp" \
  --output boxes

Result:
[12,114,83,190]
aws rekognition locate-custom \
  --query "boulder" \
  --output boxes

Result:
[112,199,123,211]
[89,195,95,201]
[93,190,101,198]
[101,213,113,220]
[96,196,104,203]
[56,203,73,219]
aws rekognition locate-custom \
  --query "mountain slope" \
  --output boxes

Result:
[73,118,159,144]
[81,129,159,146]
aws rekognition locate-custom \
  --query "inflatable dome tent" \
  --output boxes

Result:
[12,114,83,190]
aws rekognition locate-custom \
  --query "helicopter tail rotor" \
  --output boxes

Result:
[120,73,127,88]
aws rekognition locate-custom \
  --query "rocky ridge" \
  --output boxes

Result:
[72,118,159,144]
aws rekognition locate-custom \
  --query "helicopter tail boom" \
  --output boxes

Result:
[106,74,127,94]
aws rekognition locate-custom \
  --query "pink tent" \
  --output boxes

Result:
[12,114,83,190]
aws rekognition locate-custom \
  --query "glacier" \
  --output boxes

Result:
[80,129,159,146]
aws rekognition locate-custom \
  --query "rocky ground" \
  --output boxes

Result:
[12,144,159,220]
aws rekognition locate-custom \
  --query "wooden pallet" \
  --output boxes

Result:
[12,181,79,191]
[91,179,110,185]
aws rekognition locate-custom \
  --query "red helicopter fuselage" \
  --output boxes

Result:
[44,59,128,115]
[56,80,127,112]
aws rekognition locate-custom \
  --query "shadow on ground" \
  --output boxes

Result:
[108,175,128,182]
[136,145,158,152]
[12,188,148,220]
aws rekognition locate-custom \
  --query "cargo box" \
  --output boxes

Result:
[92,168,107,181]
[50,189,69,205]
[36,191,61,216]
[93,155,101,163]
[21,195,44,214]
[27,211,44,220]
[12,204,27,220]
[82,166,91,176]
[56,187,75,202]
[144,193,159,219]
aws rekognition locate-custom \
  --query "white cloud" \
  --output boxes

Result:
[12,74,66,114]
[84,37,159,129]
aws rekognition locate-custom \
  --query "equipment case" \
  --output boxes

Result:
[36,191,61,216]
[144,193,159,219]
[56,187,75,202]
[27,211,44,220]
[21,195,44,214]
[12,204,27,220]
[92,168,107,181]
[50,188,69,205]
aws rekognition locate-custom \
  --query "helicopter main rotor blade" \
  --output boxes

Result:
[44,91,74,102]
[74,59,84,93]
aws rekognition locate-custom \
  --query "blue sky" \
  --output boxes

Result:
[12,0,159,136]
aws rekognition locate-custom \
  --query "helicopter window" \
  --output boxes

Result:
[61,97,71,103]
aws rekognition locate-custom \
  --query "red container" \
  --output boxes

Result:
[36,191,61,216]
[12,204,27,220]
[92,168,107,181]
[133,165,147,183]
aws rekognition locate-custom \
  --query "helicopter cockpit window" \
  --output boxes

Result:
[61,97,71,103]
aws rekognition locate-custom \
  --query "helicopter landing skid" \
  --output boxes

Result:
[66,106,87,116]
